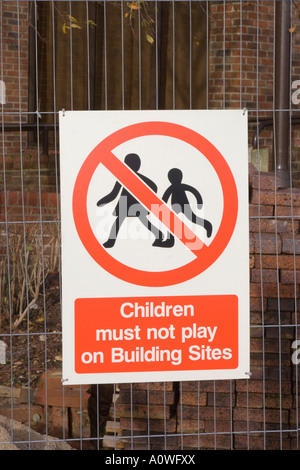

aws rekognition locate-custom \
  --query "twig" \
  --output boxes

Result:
[13,261,42,330]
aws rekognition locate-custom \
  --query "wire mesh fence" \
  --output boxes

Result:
[0,0,299,451]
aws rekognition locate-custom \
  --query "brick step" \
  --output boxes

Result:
[36,369,90,408]
[0,404,44,426]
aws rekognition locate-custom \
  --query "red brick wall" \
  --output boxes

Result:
[1,1,29,154]
[208,1,274,112]
[208,0,300,185]
[208,0,275,175]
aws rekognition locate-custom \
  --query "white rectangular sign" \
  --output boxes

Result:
[59,110,249,385]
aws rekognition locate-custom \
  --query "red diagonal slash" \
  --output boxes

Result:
[100,150,206,254]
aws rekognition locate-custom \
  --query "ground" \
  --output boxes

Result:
[1,273,62,389]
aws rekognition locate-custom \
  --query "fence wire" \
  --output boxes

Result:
[0,0,299,451]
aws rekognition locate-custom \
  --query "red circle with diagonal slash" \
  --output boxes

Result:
[72,121,238,287]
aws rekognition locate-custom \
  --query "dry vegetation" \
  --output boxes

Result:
[0,223,62,388]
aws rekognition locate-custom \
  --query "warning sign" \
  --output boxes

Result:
[59,110,249,385]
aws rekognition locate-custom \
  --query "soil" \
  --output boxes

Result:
[1,273,62,390]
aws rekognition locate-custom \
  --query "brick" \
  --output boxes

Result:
[265,394,293,410]
[48,192,58,208]
[263,310,295,326]
[40,193,49,207]
[265,365,291,382]
[254,254,300,270]
[0,404,44,426]
[27,191,38,206]
[116,404,171,420]
[118,390,174,406]
[48,406,68,439]
[181,380,235,393]
[233,407,289,424]
[125,434,178,450]
[182,433,232,450]
[249,204,274,218]
[250,188,300,206]
[179,391,207,406]
[251,268,277,283]
[250,282,298,298]
[0,385,21,404]
[118,390,147,405]
[236,378,265,393]
[207,392,234,407]
[204,419,233,434]
[281,270,300,284]
[281,234,300,254]
[233,420,264,433]
[148,390,175,405]
[250,338,291,354]
[235,379,290,394]
[264,436,292,451]
[250,352,290,367]
[119,382,173,391]
[236,392,263,408]
[265,326,294,340]
[252,232,282,254]
[251,172,278,190]
[234,435,264,450]
[18,387,37,404]
[176,418,205,434]
[249,233,255,253]
[277,189,300,206]
[179,405,231,421]
[120,417,177,433]
[250,296,267,312]
[70,408,90,439]
[7,190,20,205]
[276,205,300,217]
[249,218,298,234]
[290,409,300,426]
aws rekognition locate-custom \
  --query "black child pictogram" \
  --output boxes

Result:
[96,153,173,248]
[162,168,213,240]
